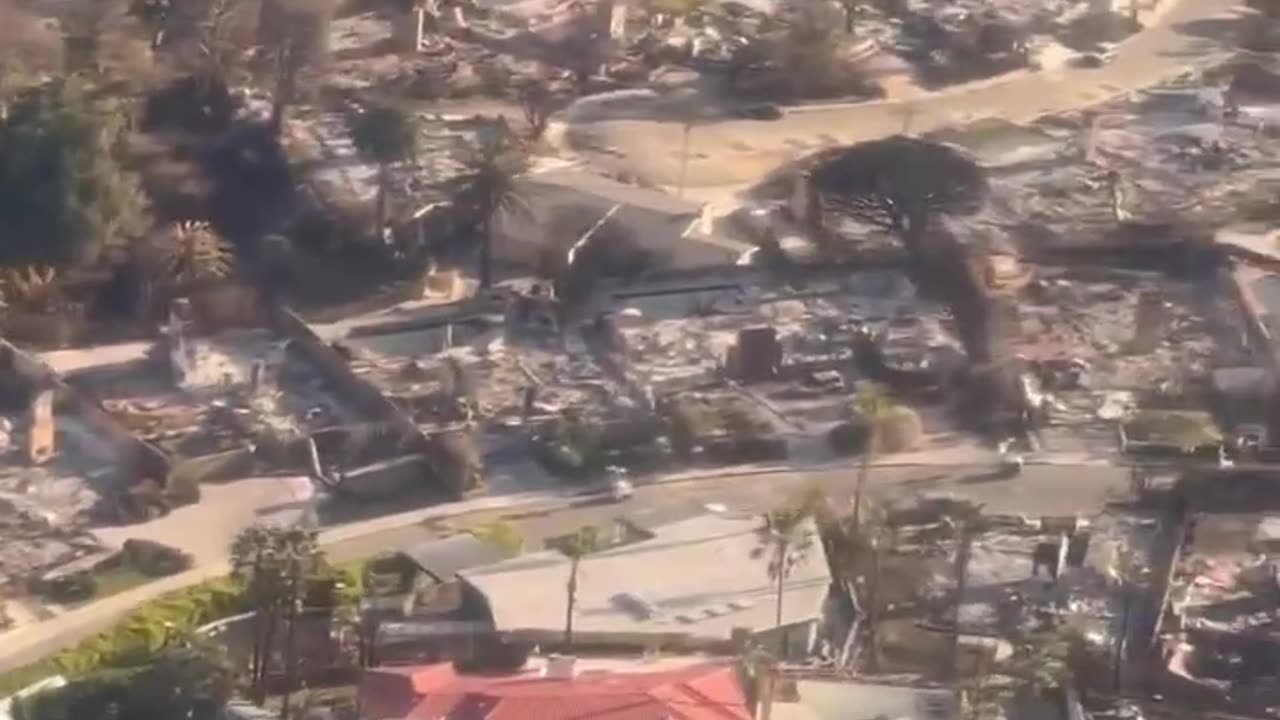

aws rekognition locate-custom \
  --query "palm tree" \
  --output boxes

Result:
[752,496,816,653]
[229,525,320,709]
[162,220,235,288]
[851,381,895,531]
[0,265,63,313]
[456,123,530,288]
[350,103,420,243]
[561,525,604,648]
[230,526,276,703]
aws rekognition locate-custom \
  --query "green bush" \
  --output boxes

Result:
[0,578,245,697]
[42,573,98,604]
[123,539,195,578]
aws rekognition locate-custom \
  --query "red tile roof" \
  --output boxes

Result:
[360,661,752,720]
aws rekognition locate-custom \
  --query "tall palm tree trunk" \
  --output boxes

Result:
[565,558,580,648]
[250,609,265,698]
[774,538,788,655]
[946,522,973,681]
[479,211,494,288]
[774,563,785,628]
[254,607,278,703]
[677,123,692,197]
[375,162,389,242]
[866,537,883,672]
[852,429,875,531]
[280,583,300,720]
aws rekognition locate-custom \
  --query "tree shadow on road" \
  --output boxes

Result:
[1172,17,1245,44]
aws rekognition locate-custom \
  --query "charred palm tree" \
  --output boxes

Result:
[455,124,530,288]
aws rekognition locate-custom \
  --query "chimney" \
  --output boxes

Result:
[788,171,823,237]
[545,655,578,679]
[26,389,54,465]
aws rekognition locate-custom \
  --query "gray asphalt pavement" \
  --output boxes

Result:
[0,460,1129,676]
[326,463,1132,561]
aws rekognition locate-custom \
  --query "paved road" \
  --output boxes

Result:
[0,460,1127,676]
[564,0,1243,190]
[325,463,1131,561]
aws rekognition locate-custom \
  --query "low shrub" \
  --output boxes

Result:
[123,539,195,578]
[0,578,245,697]
[41,572,98,604]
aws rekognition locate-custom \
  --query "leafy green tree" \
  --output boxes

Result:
[12,638,233,720]
[229,525,321,710]
[0,79,148,267]
[350,103,420,241]
[560,525,604,648]
[455,124,530,288]
[752,496,816,651]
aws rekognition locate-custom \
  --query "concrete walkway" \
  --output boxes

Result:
[565,0,1244,191]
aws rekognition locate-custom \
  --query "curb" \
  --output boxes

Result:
[780,0,1205,116]
[0,449,1131,672]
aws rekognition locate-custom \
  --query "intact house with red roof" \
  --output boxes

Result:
[357,656,753,720]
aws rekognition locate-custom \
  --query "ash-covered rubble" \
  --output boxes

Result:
[0,467,105,588]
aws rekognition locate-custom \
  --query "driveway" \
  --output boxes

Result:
[562,0,1245,191]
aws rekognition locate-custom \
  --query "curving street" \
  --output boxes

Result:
[563,0,1243,192]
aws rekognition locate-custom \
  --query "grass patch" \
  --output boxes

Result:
[80,566,154,605]
[1122,410,1222,449]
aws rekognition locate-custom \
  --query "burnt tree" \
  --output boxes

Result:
[810,135,987,256]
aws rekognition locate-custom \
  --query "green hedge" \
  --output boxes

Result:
[0,578,245,698]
